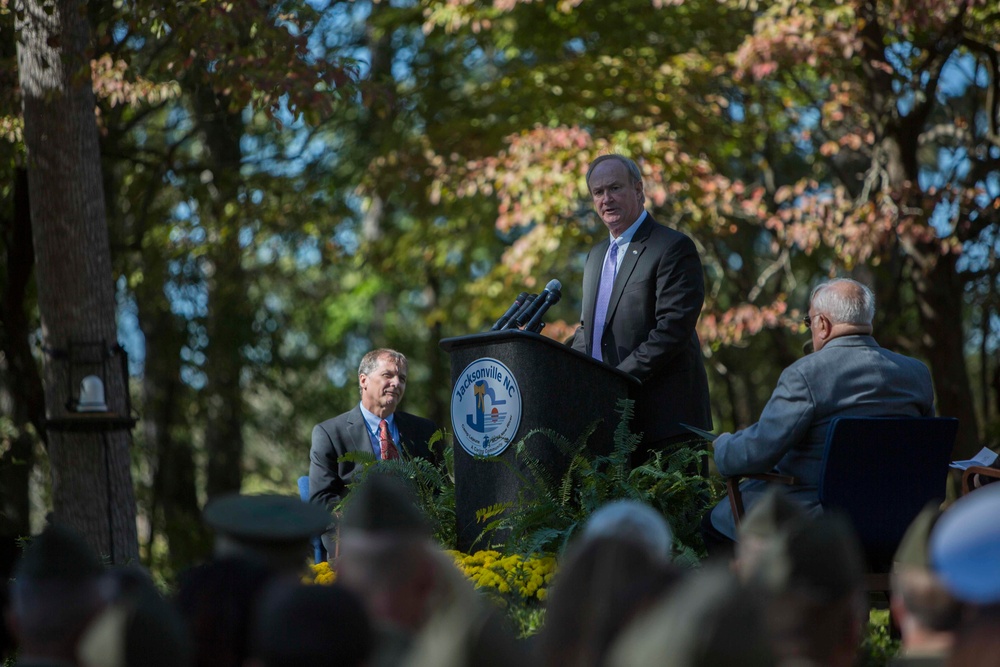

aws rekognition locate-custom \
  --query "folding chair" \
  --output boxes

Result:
[727,416,958,593]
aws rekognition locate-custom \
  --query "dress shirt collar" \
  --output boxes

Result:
[360,403,397,432]
[608,210,647,247]
[605,210,647,270]
[820,334,878,349]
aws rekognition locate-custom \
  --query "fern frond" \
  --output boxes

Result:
[476,502,513,524]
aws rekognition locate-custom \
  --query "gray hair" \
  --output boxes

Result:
[358,349,407,393]
[810,279,875,326]
[586,154,643,191]
[580,500,673,562]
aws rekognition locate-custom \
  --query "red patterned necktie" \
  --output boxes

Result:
[379,419,399,461]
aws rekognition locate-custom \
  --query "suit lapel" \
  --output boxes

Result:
[583,239,610,354]
[395,412,411,450]
[346,406,373,456]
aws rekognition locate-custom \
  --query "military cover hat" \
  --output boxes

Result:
[204,493,330,543]
[204,493,331,571]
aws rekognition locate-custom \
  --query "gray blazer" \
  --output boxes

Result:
[709,335,935,539]
[308,405,437,511]
[571,215,712,444]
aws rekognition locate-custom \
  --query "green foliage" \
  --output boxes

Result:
[628,443,722,567]
[507,605,546,639]
[2,0,995,584]
[858,609,901,666]
[473,398,721,559]
[336,429,458,549]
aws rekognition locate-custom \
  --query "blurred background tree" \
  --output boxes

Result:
[0,0,997,576]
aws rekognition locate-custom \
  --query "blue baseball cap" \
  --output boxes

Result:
[930,483,1000,604]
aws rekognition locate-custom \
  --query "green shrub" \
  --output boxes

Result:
[473,398,722,561]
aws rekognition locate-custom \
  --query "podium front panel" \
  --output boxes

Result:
[441,331,636,551]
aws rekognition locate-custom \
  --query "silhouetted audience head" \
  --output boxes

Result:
[733,488,806,581]
[336,471,438,634]
[7,521,107,665]
[78,565,192,667]
[338,472,531,667]
[945,607,1000,667]
[751,513,867,667]
[579,500,674,562]
[929,483,1000,667]
[246,580,373,667]
[608,566,774,667]
[537,535,681,667]
[930,482,1000,606]
[890,504,963,661]
[174,556,276,667]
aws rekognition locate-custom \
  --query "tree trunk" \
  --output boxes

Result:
[0,169,44,575]
[16,0,138,562]
[911,251,980,459]
[856,2,980,460]
[137,272,209,571]
[202,229,249,498]
[190,82,250,499]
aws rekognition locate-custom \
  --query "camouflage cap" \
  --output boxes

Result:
[738,488,807,541]
[754,512,865,601]
[339,472,431,537]
[893,502,942,571]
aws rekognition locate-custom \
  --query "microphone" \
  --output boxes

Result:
[524,282,563,333]
[502,294,537,330]
[514,279,561,329]
[490,291,530,331]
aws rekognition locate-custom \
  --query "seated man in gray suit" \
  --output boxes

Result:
[704,278,935,551]
[309,348,437,554]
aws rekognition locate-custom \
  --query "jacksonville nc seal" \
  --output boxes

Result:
[451,357,522,457]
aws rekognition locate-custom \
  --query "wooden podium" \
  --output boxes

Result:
[440,330,639,551]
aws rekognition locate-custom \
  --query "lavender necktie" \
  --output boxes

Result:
[591,241,618,361]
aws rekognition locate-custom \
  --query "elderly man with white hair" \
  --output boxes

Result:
[702,278,936,553]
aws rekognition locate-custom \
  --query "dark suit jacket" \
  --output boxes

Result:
[571,215,712,444]
[308,405,437,511]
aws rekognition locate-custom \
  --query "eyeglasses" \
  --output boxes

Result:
[803,315,812,329]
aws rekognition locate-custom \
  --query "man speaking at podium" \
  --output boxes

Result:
[570,154,712,462]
